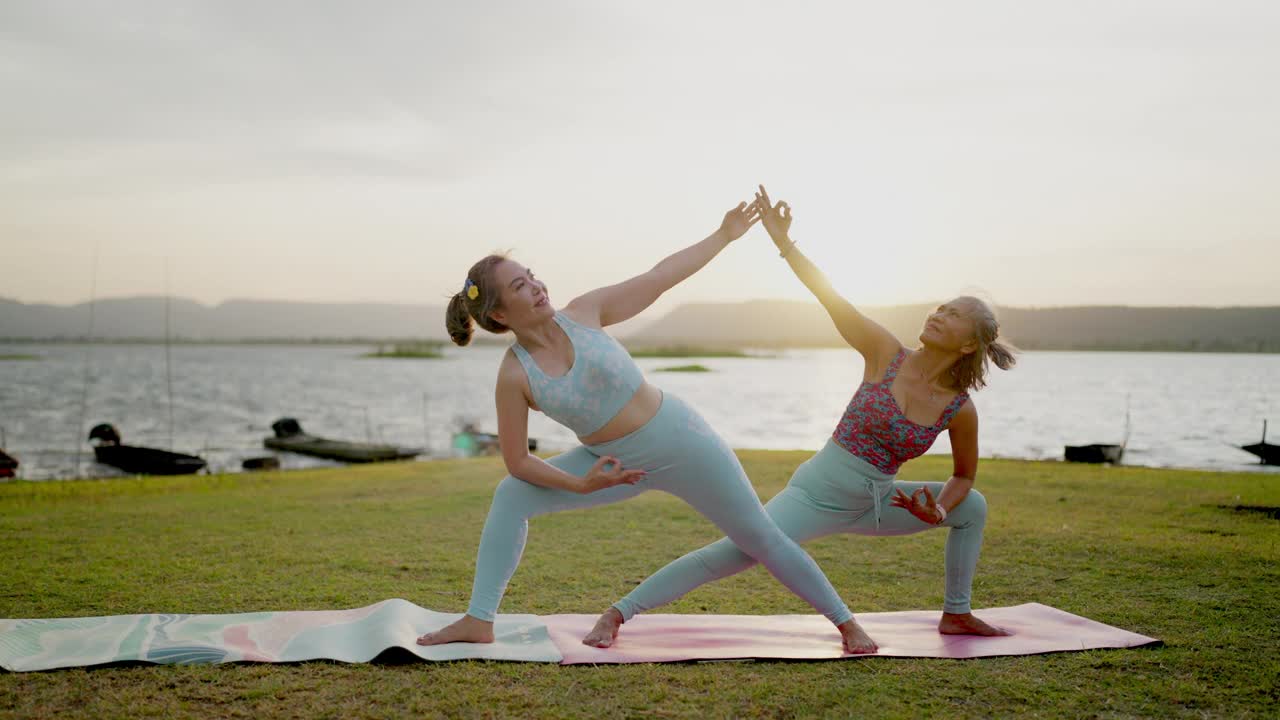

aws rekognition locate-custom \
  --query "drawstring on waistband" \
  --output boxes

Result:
[865,477,883,530]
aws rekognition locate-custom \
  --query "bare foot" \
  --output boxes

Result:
[582,607,624,648]
[416,614,495,645]
[837,618,878,654]
[938,611,1010,636]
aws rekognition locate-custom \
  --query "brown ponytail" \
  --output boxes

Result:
[444,254,510,346]
[947,296,1018,392]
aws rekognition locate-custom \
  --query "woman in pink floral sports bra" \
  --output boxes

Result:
[588,186,1018,649]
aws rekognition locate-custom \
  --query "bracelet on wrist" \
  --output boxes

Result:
[778,241,797,258]
[932,503,947,524]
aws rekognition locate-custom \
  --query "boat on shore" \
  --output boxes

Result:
[0,450,17,478]
[1064,443,1125,464]
[88,424,207,476]
[1240,420,1279,466]
[264,418,421,463]
[0,427,16,478]
[1065,402,1130,465]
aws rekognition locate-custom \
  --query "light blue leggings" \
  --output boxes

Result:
[465,393,855,626]
[613,438,989,618]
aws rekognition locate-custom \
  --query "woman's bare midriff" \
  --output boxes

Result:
[576,381,663,446]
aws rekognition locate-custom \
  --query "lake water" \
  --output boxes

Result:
[2,343,1277,479]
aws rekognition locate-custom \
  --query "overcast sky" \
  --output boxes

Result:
[2,0,1277,313]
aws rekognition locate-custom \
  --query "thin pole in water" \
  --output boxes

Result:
[74,245,100,479]
[422,392,431,454]
[164,258,175,451]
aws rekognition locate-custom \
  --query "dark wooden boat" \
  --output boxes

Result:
[89,424,207,476]
[1065,403,1130,464]
[264,418,421,463]
[0,449,17,478]
[1064,444,1124,464]
[0,427,16,478]
[1240,420,1280,466]
[241,456,281,471]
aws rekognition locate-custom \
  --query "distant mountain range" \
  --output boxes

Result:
[2,296,1279,352]
[626,300,1280,352]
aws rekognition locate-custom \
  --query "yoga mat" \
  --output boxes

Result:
[0,601,1157,672]
[0,598,561,672]
[546,603,1161,664]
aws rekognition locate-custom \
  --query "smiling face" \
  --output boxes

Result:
[488,259,555,330]
[919,298,980,356]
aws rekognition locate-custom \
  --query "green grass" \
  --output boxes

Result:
[656,364,712,373]
[0,354,40,361]
[1,456,1277,719]
[362,342,444,359]
[627,345,754,358]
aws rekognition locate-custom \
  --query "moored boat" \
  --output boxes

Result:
[0,449,17,478]
[88,424,207,476]
[1064,443,1124,464]
[264,418,421,463]
[1240,420,1280,466]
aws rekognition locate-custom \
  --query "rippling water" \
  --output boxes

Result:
[2,343,1277,479]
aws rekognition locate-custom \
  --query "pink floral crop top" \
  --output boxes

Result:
[832,348,970,475]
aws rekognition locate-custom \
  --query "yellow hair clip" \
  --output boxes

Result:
[464,279,479,300]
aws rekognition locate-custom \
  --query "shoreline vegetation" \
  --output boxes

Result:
[361,342,444,359]
[656,363,712,373]
[0,454,1275,717]
[626,345,753,358]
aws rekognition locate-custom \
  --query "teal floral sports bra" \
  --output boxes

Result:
[511,312,646,437]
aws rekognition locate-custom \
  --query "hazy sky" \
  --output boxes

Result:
[3,0,1277,313]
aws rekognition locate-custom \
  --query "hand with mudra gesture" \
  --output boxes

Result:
[891,486,948,525]
[753,184,795,256]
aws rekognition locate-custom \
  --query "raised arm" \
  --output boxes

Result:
[493,353,644,493]
[566,201,761,327]
[755,185,900,367]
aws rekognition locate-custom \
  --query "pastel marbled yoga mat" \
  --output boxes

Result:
[0,598,560,672]
[0,601,1158,672]
[546,603,1162,665]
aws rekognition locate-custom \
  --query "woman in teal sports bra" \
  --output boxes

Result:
[586,186,1018,649]
[416,198,877,653]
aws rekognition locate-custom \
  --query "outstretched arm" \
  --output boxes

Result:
[567,201,761,327]
[756,185,900,366]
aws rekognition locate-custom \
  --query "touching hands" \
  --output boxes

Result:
[754,184,793,245]
[716,200,763,243]
[891,486,946,524]
[582,455,646,493]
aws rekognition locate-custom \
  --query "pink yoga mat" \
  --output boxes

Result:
[545,603,1160,664]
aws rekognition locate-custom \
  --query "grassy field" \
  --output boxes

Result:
[1,454,1277,719]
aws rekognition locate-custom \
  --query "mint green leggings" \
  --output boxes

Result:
[464,393,855,626]
[613,438,989,618]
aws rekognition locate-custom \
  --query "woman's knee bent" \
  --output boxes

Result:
[949,488,988,528]
[490,476,543,519]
